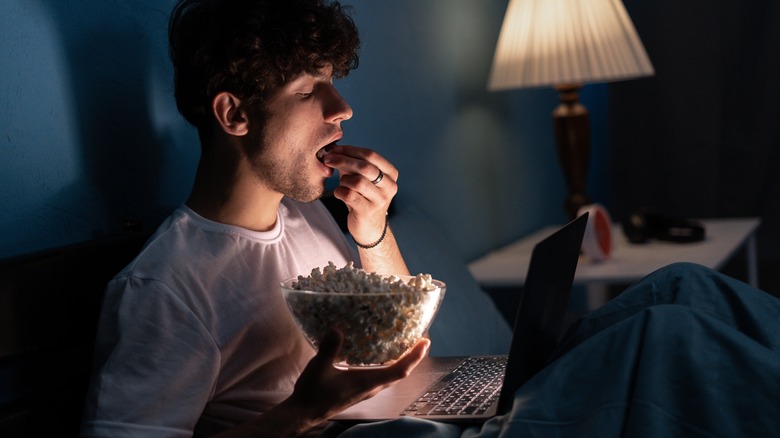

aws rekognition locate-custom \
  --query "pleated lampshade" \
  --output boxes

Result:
[488,0,654,90]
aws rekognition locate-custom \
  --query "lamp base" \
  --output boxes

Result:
[553,84,592,219]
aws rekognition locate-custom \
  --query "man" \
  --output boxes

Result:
[80,0,429,436]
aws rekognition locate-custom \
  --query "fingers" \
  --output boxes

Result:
[324,145,398,214]
[322,145,398,186]
[329,337,431,405]
[290,336,431,420]
[313,328,344,367]
[361,337,431,383]
[387,337,430,378]
[323,145,398,245]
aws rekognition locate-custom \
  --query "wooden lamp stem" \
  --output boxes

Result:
[553,84,592,219]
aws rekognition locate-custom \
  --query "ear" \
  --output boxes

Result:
[212,91,249,136]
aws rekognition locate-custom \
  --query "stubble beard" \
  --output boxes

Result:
[245,106,327,203]
[257,157,326,203]
[247,134,326,203]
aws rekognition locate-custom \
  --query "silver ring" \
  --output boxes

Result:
[370,168,384,185]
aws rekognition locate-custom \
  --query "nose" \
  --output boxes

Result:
[325,86,353,123]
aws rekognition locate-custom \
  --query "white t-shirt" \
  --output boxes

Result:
[81,198,358,438]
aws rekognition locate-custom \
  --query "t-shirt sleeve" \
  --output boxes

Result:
[81,276,220,438]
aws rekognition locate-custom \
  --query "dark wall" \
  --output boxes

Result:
[608,0,780,295]
[0,0,568,263]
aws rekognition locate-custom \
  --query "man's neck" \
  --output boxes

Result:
[186,158,283,232]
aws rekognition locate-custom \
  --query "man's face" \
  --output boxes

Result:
[246,68,352,202]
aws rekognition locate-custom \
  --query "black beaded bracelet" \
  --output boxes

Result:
[354,212,389,249]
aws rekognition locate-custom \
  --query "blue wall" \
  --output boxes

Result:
[1,0,607,263]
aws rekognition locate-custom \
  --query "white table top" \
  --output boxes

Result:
[468,217,761,287]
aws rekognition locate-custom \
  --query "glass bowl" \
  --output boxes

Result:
[281,275,446,369]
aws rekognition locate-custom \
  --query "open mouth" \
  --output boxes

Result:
[317,142,337,163]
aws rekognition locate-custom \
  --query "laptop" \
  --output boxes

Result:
[332,212,588,423]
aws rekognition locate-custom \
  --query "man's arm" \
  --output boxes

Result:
[215,330,430,437]
[356,226,408,275]
[323,145,410,275]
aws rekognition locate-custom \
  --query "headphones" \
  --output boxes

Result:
[622,208,705,244]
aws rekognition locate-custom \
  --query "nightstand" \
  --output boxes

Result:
[469,217,760,312]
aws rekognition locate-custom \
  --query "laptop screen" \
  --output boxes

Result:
[497,212,588,414]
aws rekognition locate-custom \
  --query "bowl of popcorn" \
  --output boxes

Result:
[281,262,446,369]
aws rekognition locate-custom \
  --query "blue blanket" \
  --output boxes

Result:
[336,263,780,437]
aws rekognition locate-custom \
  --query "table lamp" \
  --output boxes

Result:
[488,0,654,219]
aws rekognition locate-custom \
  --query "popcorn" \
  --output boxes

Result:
[284,262,443,367]
[292,261,436,294]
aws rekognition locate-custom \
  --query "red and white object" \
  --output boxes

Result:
[578,204,613,262]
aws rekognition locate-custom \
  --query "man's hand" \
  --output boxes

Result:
[290,329,430,422]
[219,330,429,438]
[322,145,409,275]
[322,145,398,246]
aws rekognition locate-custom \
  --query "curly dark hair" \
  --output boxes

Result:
[169,0,360,132]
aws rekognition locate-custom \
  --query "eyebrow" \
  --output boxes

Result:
[285,67,334,91]
[313,65,335,79]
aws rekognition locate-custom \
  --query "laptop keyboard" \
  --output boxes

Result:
[400,356,506,417]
